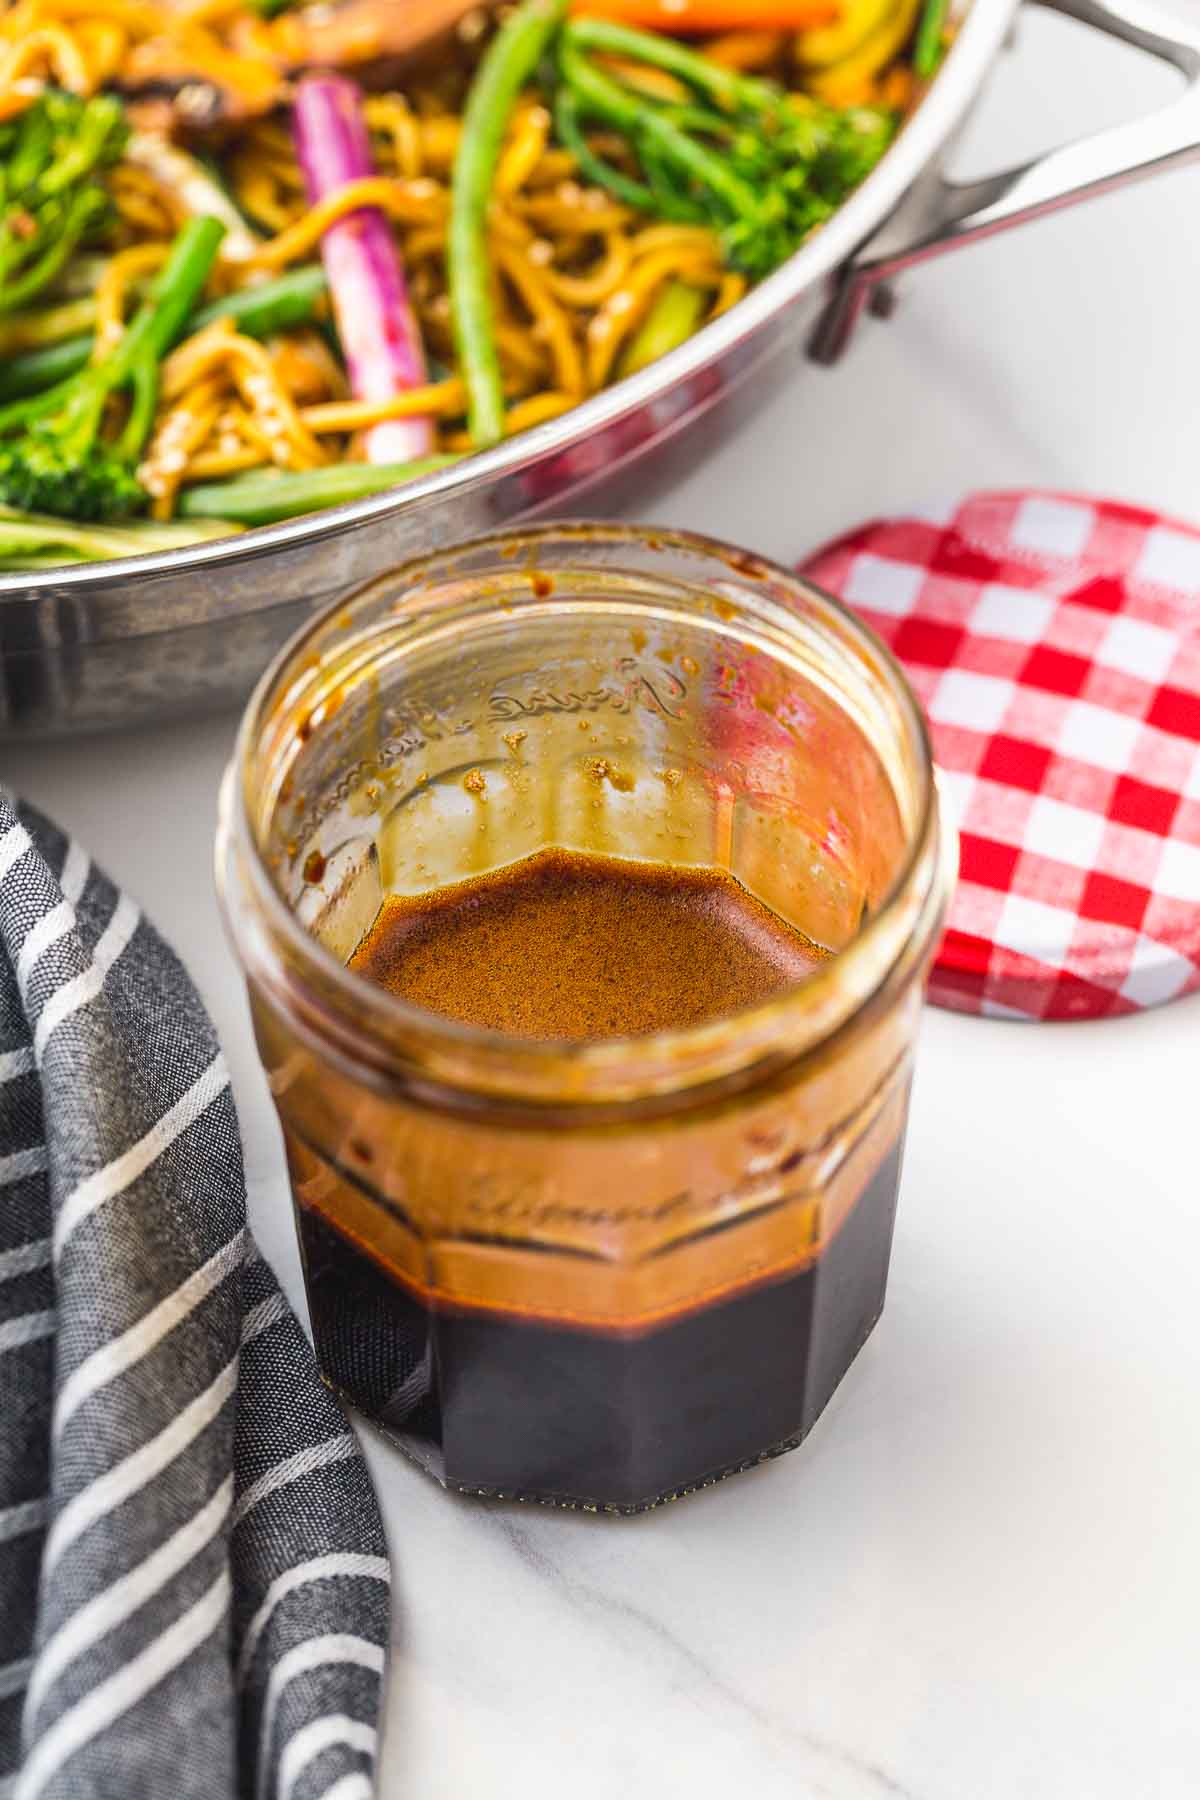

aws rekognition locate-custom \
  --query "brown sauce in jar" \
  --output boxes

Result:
[349,847,830,1039]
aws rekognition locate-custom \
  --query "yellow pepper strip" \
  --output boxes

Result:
[0,23,92,93]
[74,18,128,84]
[32,0,167,32]
[806,0,923,103]
[700,29,784,68]
[175,0,250,24]
[796,0,898,68]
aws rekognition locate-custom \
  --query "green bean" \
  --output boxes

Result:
[177,456,460,525]
[0,265,328,404]
[619,281,706,377]
[191,263,328,338]
[449,0,568,449]
[0,336,91,403]
[913,0,951,76]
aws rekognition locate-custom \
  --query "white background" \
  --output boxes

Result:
[7,9,1200,1795]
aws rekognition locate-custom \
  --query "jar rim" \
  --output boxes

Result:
[220,523,951,1108]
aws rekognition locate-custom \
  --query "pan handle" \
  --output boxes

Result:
[810,0,1200,362]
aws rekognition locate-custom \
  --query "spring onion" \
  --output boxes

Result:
[293,75,433,463]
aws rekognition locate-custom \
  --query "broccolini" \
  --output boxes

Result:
[556,17,896,279]
[0,91,128,315]
[0,215,225,521]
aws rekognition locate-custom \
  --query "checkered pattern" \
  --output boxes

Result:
[802,491,1200,1020]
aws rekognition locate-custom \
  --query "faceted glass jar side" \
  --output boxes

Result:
[218,526,953,1512]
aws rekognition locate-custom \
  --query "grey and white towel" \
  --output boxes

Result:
[0,796,390,1800]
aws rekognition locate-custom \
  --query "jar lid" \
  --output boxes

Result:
[802,492,1200,1021]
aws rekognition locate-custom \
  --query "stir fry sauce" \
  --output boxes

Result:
[349,847,831,1038]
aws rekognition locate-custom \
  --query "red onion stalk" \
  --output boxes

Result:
[292,75,433,462]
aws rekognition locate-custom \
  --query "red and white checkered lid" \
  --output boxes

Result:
[801,491,1200,1021]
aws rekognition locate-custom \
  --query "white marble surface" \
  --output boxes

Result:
[7,9,1200,1795]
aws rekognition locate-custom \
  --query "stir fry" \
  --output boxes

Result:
[0,0,952,568]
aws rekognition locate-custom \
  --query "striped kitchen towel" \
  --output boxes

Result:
[0,796,390,1800]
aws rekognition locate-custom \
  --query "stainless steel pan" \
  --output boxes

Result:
[3,0,1199,739]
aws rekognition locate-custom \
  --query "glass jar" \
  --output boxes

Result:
[217,525,955,1513]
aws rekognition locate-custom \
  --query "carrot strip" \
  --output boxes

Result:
[568,0,838,33]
